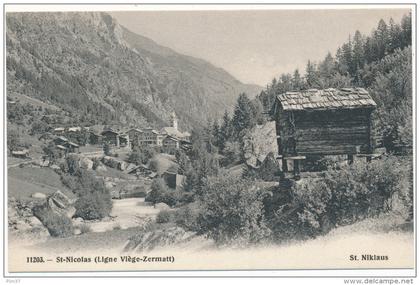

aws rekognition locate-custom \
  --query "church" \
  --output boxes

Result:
[128,112,191,153]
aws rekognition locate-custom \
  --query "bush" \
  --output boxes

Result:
[78,224,91,234]
[145,178,169,204]
[32,206,74,238]
[103,143,111,156]
[277,156,413,240]
[156,210,173,224]
[74,191,112,220]
[128,146,156,165]
[91,157,101,170]
[173,203,201,232]
[60,168,113,220]
[145,178,194,207]
[197,172,271,246]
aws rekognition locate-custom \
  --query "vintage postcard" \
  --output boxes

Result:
[3,3,415,277]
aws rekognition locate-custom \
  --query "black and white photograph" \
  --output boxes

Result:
[2,3,416,278]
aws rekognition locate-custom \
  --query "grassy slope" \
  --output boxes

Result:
[8,167,75,200]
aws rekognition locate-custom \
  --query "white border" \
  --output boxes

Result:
[1,1,417,281]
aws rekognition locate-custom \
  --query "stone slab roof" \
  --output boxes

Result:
[276,88,377,111]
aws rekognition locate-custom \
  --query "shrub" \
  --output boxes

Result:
[173,203,201,232]
[128,146,156,165]
[145,179,193,207]
[74,191,112,220]
[32,206,74,238]
[197,172,271,246]
[145,178,168,204]
[78,224,91,234]
[103,142,111,156]
[60,168,113,220]
[277,156,413,240]
[156,210,173,224]
[91,157,101,170]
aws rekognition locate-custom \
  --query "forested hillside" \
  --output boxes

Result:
[6,12,261,130]
[258,14,412,152]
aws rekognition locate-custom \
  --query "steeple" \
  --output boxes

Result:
[171,111,178,130]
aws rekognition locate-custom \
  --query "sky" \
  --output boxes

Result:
[111,8,410,86]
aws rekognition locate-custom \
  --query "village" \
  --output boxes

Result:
[10,111,192,186]
[8,108,201,238]
[5,9,414,273]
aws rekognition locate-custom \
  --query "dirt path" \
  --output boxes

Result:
[82,198,160,233]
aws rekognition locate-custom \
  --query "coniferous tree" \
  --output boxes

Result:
[305,60,319,88]
[211,120,222,150]
[292,69,303,90]
[388,18,402,52]
[352,31,365,74]
[318,52,335,88]
[374,19,389,60]
[250,99,265,125]
[401,13,412,48]
[219,110,233,151]
[232,93,255,138]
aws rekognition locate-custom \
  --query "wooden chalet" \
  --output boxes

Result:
[272,88,377,178]
[162,135,179,154]
[53,136,79,154]
[127,128,143,148]
[101,129,120,146]
[88,130,102,145]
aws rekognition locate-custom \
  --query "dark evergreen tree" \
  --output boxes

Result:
[305,60,319,88]
[232,93,255,138]
[292,69,303,90]
[219,110,233,151]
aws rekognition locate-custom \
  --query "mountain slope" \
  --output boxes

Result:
[6,12,261,130]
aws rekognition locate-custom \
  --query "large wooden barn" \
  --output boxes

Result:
[272,87,377,178]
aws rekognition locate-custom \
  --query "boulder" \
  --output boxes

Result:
[104,181,115,189]
[27,216,43,227]
[14,220,32,231]
[95,163,107,172]
[79,157,93,170]
[154,202,170,210]
[102,156,120,169]
[242,121,278,168]
[47,190,76,218]
[117,161,128,171]
[8,198,38,231]
[254,152,281,181]
[31,192,47,199]
[49,164,61,170]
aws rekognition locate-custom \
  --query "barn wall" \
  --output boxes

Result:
[276,108,373,156]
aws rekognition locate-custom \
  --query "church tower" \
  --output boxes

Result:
[171,111,178,130]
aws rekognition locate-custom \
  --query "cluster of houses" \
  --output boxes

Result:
[44,112,191,157]
[130,113,191,153]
